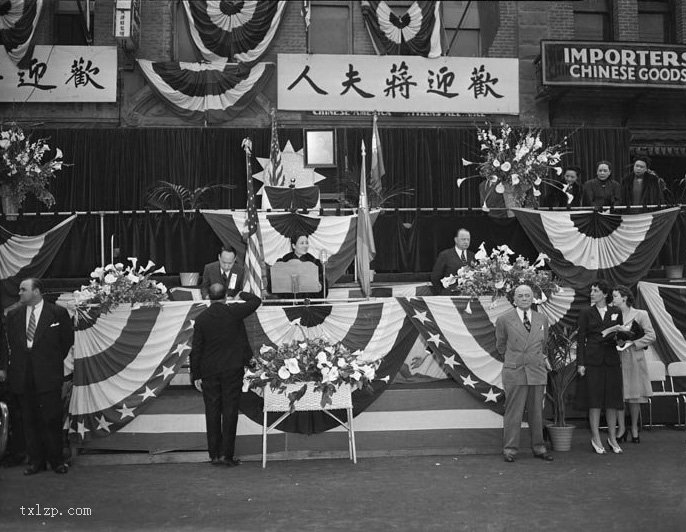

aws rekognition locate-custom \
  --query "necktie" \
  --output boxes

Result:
[523,311,531,332]
[27,306,36,343]
[461,251,466,262]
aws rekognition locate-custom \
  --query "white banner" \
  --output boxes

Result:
[0,46,117,102]
[278,54,519,114]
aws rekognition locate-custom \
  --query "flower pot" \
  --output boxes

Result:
[0,185,19,220]
[546,424,575,451]
[665,264,683,279]
[179,272,200,286]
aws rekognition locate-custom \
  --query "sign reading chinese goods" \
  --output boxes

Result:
[278,54,519,114]
[541,40,686,89]
[0,46,117,102]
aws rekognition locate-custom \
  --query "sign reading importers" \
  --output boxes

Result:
[541,40,686,89]
[0,46,117,102]
[278,54,519,114]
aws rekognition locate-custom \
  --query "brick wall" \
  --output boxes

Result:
[614,0,639,41]
[488,1,517,58]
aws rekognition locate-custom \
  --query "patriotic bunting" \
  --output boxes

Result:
[181,0,286,64]
[0,0,43,68]
[514,208,679,290]
[136,60,274,123]
[202,210,379,286]
[361,0,442,58]
[68,302,209,442]
[0,215,76,309]
[637,282,686,365]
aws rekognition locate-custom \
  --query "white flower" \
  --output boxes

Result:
[495,182,505,193]
[555,167,563,176]
[492,159,501,168]
[284,358,301,374]
[126,271,139,283]
[510,175,520,185]
[158,284,168,294]
[498,245,515,255]
[90,267,104,279]
[534,177,542,186]
[456,178,466,188]
[461,158,475,166]
[500,161,511,172]
[475,243,488,261]
[278,366,291,379]
[104,273,117,284]
[533,188,541,197]
[298,342,308,350]
[0,139,9,149]
[494,279,505,289]
[260,345,274,354]
[351,371,362,381]
[441,274,456,288]
[324,345,335,355]
[128,257,138,270]
[153,266,166,275]
[337,357,347,368]
[361,365,376,380]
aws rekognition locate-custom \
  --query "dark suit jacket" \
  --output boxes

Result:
[1,301,73,394]
[200,261,245,299]
[191,292,261,380]
[430,248,475,295]
[576,305,623,367]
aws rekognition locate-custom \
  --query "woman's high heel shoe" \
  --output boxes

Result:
[631,434,640,444]
[607,439,623,454]
[616,430,627,443]
[591,440,607,454]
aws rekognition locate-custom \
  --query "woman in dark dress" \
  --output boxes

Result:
[548,166,582,208]
[274,234,326,299]
[576,280,624,455]
[582,160,621,208]
[620,155,664,208]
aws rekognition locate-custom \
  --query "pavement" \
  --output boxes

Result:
[0,427,685,532]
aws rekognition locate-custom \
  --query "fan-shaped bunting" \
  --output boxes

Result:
[182,0,286,64]
[361,0,442,58]
[0,0,43,68]
[137,60,274,123]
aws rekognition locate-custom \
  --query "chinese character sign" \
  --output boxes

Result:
[278,54,519,114]
[0,46,117,102]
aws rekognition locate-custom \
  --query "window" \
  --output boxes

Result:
[55,0,94,45]
[638,1,674,43]
[310,1,351,54]
[443,1,480,57]
[573,0,612,41]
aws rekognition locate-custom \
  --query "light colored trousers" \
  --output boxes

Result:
[503,383,547,457]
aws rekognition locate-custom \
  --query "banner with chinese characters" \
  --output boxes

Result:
[0,46,117,102]
[277,54,519,114]
[541,40,686,89]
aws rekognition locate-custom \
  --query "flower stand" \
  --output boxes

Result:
[262,382,356,468]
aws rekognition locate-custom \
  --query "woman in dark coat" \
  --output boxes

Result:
[548,166,582,208]
[576,280,624,455]
[620,156,664,208]
[582,160,621,208]
[274,234,326,299]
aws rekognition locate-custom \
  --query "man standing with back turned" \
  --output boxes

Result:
[495,284,552,463]
[191,283,261,467]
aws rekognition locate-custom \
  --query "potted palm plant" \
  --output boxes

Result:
[545,322,578,451]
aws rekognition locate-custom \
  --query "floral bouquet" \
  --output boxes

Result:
[441,243,560,303]
[460,123,572,209]
[244,338,381,411]
[73,257,169,323]
[0,123,64,208]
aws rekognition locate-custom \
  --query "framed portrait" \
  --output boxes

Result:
[303,129,337,168]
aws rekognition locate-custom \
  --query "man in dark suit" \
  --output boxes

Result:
[430,228,475,295]
[191,283,261,467]
[495,284,552,463]
[200,246,245,299]
[0,278,73,475]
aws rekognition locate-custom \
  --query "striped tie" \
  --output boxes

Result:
[27,306,36,343]
[523,311,531,332]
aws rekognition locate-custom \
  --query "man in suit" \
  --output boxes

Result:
[191,283,261,467]
[0,278,73,475]
[495,284,552,463]
[431,228,475,295]
[200,246,245,300]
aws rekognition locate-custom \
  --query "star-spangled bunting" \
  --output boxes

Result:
[268,108,284,186]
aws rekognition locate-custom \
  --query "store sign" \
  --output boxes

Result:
[114,0,141,51]
[278,54,519,114]
[541,40,686,89]
[0,46,117,102]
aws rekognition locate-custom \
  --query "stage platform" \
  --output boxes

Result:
[76,381,509,459]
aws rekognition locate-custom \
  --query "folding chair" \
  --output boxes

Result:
[646,361,681,429]
[666,361,686,429]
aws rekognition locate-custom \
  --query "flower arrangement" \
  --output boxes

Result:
[0,122,64,208]
[73,257,169,321]
[460,123,572,209]
[244,338,382,411]
[441,243,560,303]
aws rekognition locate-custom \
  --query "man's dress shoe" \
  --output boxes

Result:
[503,455,515,463]
[53,463,69,474]
[533,452,554,461]
[23,463,46,476]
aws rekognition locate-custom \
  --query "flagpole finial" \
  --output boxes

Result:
[361,139,366,156]
[242,137,252,155]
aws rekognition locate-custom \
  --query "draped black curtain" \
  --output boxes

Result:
[25,127,629,212]
[3,208,684,278]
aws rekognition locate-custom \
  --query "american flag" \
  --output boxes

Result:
[269,108,284,186]
[242,138,265,295]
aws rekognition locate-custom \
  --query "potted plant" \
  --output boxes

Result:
[0,123,64,216]
[545,323,578,451]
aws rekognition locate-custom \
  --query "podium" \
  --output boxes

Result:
[270,260,321,298]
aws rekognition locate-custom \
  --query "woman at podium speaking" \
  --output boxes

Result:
[273,234,326,299]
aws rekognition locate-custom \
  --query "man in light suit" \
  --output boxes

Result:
[0,278,73,475]
[200,246,245,300]
[431,228,475,295]
[495,284,552,463]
